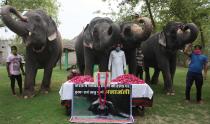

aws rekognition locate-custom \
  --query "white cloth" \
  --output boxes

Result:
[108,50,126,79]
[59,81,154,100]
[6,54,23,75]
[59,81,74,100]
[132,84,153,99]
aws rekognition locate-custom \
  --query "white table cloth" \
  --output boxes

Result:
[59,81,153,100]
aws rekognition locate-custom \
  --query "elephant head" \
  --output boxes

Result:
[83,17,121,51]
[120,17,153,49]
[0,5,57,53]
[159,22,199,50]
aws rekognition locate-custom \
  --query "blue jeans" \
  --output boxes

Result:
[185,71,203,101]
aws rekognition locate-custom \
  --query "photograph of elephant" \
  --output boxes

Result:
[75,17,121,76]
[141,22,199,95]
[71,84,133,123]
[0,5,62,98]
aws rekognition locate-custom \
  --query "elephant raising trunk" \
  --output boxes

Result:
[1,5,62,98]
[178,23,199,47]
[1,5,28,36]
[121,17,153,49]
[120,17,153,74]
[142,22,199,95]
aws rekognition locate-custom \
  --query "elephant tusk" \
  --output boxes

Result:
[29,32,32,36]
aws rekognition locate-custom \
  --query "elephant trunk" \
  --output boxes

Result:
[133,17,153,41]
[94,23,120,50]
[179,23,199,45]
[0,5,28,36]
[121,17,153,49]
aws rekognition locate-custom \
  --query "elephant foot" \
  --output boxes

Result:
[165,90,175,96]
[40,88,50,94]
[23,90,35,99]
[23,95,35,99]
[151,79,159,84]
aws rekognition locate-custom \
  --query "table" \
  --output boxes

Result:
[59,81,154,115]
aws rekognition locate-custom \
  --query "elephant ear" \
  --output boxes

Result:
[83,24,93,49]
[84,24,89,31]
[47,17,57,41]
[158,32,166,47]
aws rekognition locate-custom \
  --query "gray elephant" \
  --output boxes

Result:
[141,22,199,95]
[75,17,121,76]
[120,17,153,74]
[1,5,62,98]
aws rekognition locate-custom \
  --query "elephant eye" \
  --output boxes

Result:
[93,30,98,36]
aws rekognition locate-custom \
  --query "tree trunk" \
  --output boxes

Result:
[145,0,156,29]
[199,26,205,48]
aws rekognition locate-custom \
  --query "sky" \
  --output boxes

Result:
[0,0,113,40]
[58,0,111,39]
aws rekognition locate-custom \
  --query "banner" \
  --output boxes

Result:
[70,84,133,123]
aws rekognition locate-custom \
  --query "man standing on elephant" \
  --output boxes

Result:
[6,46,25,96]
[108,44,126,79]
[184,44,208,104]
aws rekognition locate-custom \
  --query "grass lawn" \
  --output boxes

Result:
[0,66,210,124]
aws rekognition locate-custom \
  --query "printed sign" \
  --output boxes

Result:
[70,84,133,123]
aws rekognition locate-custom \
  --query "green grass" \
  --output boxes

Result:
[0,66,210,124]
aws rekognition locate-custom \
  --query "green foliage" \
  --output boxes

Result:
[102,0,210,63]
[101,0,140,22]
[0,0,60,51]
[0,0,60,23]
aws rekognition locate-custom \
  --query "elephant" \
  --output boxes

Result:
[75,17,121,76]
[120,17,153,74]
[141,22,199,95]
[0,5,62,98]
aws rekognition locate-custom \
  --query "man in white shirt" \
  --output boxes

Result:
[6,46,25,96]
[108,44,126,79]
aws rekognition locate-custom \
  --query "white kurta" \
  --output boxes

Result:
[108,50,126,79]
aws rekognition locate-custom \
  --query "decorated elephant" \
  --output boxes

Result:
[75,17,121,76]
[141,22,199,95]
[0,5,62,98]
[120,17,153,74]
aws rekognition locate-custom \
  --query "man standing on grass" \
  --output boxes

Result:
[184,44,208,104]
[108,44,126,80]
[6,46,25,96]
[136,46,144,79]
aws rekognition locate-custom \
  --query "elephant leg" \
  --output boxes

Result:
[99,55,109,72]
[157,56,173,95]
[144,67,150,84]
[151,68,160,84]
[77,58,85,75]
[40,67,53,93]
[76,52,85,75]
[169,58,177,94]
[161,67,173,95]
[84,47,94,76]
[23,64,37,98]
[127,50,137,74]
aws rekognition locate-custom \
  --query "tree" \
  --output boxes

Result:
[169,0,210,48]
[0,0,60,27]
[100,0,140,22]
[102,0,210,47]
[101,0,210,66]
